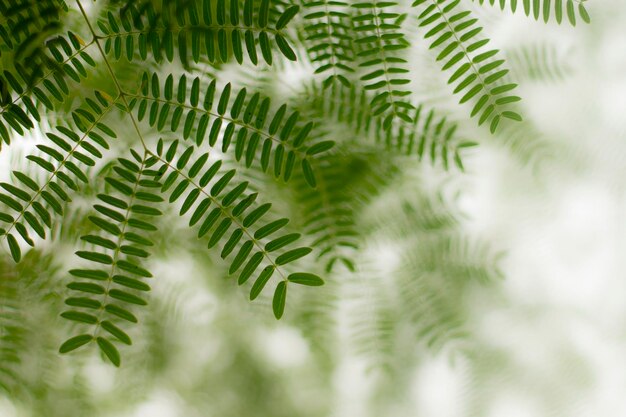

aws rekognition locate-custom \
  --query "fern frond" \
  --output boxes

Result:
[0,32,97,143]
[0,259,24,393]
[351,1,414,129]
[0,0,67,66]
[413,0,522,133]
[350,191,503,372]
[128,72,331,186]
[507,42,573,83]
[378,103,477,170]
[291,150,399,273]
[301,0,355,88]
[472,0,591,26]
[0,94,116,262]
[96,0,300,66]
[59,150,163,367]
[300,82,475,170]
[151,139,324,319]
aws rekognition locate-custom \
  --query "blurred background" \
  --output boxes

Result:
[2,0,626,416]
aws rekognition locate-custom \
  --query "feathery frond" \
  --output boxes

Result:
[413,0,522,133]
[59,151,163,366]
[301,0,355,87]
[471,0,591,26]
[351,1,414,129]
[97,0,300,66]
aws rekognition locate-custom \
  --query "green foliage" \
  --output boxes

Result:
[472,0,591,26]
[352,1,414,129]
[301,0,354,87]
[130,71,322,184]
[152,138,323,316]
[413,0,522,133]
[298,82,476,170]
[97,0,300,66]
[0,0,592,377]
[59,151,162,366]
[507,42,573,83]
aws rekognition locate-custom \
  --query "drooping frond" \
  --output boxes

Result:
[152,139,324,319]
[301,0,355,87]
[0,94,117,262]
[507,42,573,83]
[413,0,523,133]
[59,150,163,367]
[290,150,398,273]
[129,72,331,185]
[0,251,61,396]
[0,0,68,78]
[351,1,414,129]
[350,189,503,373]
[0,31,97,145]
[298,82,476,170]
[471,0,591,26]
[0,257,24,393]
[96,0,300,66]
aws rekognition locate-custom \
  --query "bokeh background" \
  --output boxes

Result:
[2,0,626,416]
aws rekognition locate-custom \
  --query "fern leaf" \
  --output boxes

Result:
[0,0,67,72]
[413,0,522,133]
[59,151,163,367]
[0,95,115,261]
[302,0,355,88]
[128,72,331,186]
[351,1,414,129]
[291,150,400,273]
[506,42,573,83]
[0,32,97,143]
[98,0,299,66]
[472,0,591,25]
[299,82,474,170]
[152,139,324,319]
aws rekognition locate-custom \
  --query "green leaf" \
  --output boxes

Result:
[59,334,93,353]
[265,233,300,252]
[101,321,132,345]
[276,6,299,30]
[96,337,120,367]
[250,265,274,300]
[275,35,296,61]
[7,233,21,262]
[60,311,98,324]
[275,247,312,265]
[254,218,288,240]
[76,251,113,265]
[287,273,324,286]
[272,281,287,319]
[105,304,138,323]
